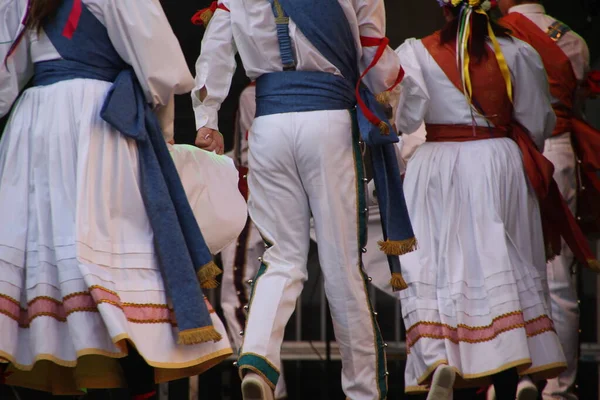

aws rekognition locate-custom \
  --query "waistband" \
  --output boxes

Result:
[255,70,355,118]
[425,124,510,143]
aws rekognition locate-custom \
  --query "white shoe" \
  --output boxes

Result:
[486,385,496,400]
[517,377,538,400]
[427,365,456,400]
[487,377,538,400]
[242,372,275,400]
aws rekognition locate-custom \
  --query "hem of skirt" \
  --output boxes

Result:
[521,361,568,381]
[408,358,566,393]
[416,357,532,385]
[404,385,430,394]
[1,332,232,371]
[4,348,233,395]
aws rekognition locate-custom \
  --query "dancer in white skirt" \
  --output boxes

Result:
[0,0,235,397]
[394,0,570,398]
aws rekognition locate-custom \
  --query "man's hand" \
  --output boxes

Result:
[196,127,224,155]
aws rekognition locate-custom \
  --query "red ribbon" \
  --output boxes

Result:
[191,1,230,26]
[586,70,600,97]
[62,0,82,39]
[356,36,405,128]
[132,391,157,400]
[0,370,13,384]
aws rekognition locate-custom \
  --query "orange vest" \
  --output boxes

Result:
[419,32,598,270]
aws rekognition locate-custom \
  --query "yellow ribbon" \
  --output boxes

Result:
[481,10,513,103]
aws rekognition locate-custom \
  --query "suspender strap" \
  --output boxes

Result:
[268,0,296,71]
[546,20,571,42]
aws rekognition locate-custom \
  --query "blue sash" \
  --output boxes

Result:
[33,0,219,343]
[258,0,416,280]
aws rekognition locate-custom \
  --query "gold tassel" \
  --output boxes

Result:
[178,326,222,345]
[199,9,214,26]
[379,121,390,135]
[390,273,408,292]
[375,91,391,105]
[587,259,600,273]
[198,261,223,289]
[545,243,558,263]
[378,238,417,256]
[202,279,219,289]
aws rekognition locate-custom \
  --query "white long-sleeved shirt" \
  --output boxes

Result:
[0,0,194,139]
[192,0,402,131]
[394,36,556,150]
[229,83,256,167]
[508,3,590,82]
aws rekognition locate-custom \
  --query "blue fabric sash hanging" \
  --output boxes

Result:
[258,0,416,288]
[32,0,221,344]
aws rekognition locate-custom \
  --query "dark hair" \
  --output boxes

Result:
[440,6,512,63]
[25,0,62,32]
[4,0,61,66]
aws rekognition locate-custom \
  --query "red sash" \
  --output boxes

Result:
[500,13,600,235]
[421,32,598,270]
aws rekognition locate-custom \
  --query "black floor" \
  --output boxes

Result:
[3,360,598,399]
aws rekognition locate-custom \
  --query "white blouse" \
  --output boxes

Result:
[394,36,556,150]
[0,0,194,138]
[192,0,403,131]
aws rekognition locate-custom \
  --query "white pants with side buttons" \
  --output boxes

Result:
[220,219,288,399]
[239,110,388,400]
[542,133,579,400]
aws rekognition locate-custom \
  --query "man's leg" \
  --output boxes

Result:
[221,220,265,351]
[542,133,579,400]
[221,221,288,399]
[299,110,387,400]
[238,113,311,395]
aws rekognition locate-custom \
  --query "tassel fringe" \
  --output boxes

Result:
[198,261,223,289]
[378,238,417,256]
[202,279,219,289]
[178,326,222,345]
[375,91,391,105]
[378,121,390,135]
[390,273,408,292]
[545,242,558,263]
[196,9,214,27]
[587,259,600,273]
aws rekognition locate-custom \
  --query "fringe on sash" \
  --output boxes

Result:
[198,261,223,289]
[378,121,390,135]
[378,237,417,256]
[375,91,391,105]
[545,242,558,263]
[390,272,408,292]
[588,259,600,273]
[178,326,223,345]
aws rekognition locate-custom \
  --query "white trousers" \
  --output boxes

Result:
[239,110,387,400]
[221,219,288,399]
[542,133,579,400]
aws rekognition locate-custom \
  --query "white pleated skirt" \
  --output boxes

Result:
[0,79,233,395]
[398,138,567,393]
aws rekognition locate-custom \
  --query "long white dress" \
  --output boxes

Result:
[0,0,232,394]
[394,37,567,393]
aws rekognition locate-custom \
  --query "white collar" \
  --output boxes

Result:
[509,3,546,15]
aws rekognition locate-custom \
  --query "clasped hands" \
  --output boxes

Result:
[195,127,225,155]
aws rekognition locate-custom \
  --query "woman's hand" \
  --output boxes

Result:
[196,127,224,155]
